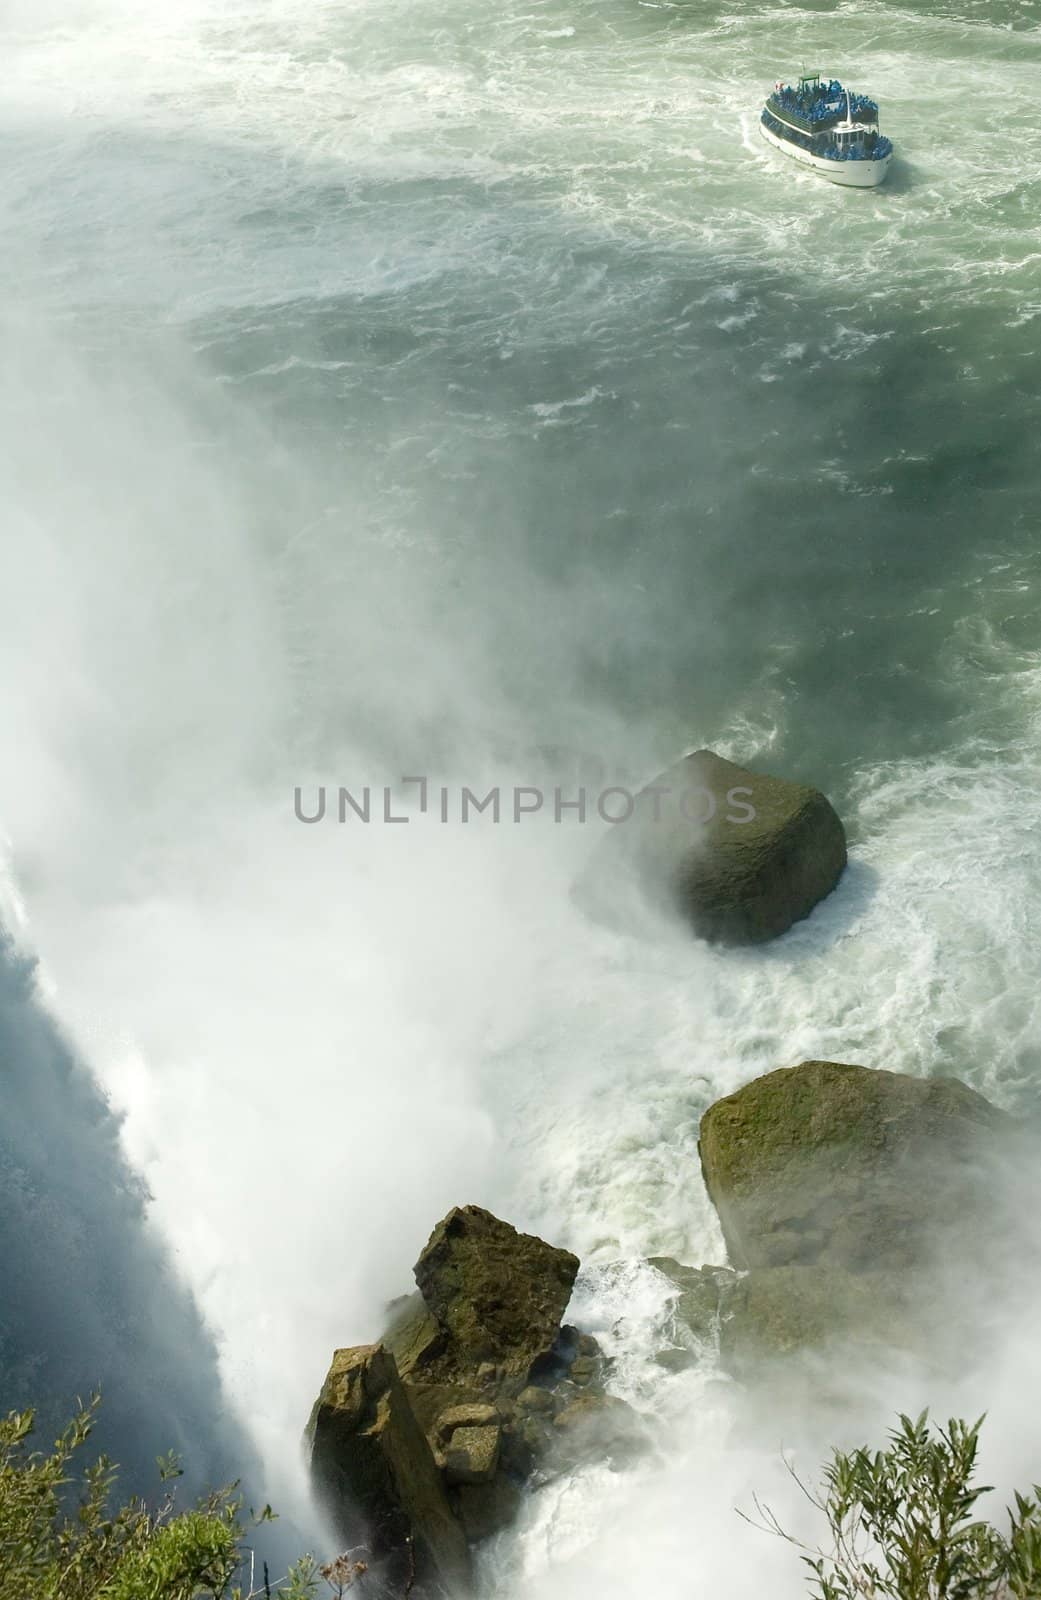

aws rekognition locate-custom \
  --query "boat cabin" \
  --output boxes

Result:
[834,125,870,152]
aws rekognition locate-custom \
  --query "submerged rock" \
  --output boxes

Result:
[647,1258,737,1339]
[582,748,847,944]
[646,1257,738,1367]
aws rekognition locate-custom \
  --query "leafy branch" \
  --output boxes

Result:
[745,1412,1041,1600]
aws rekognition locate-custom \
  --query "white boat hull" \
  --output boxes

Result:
[759,119,892,187]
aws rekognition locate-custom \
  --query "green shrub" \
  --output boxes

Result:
[751,1411,1041,1599]
[0,1398,323,1600]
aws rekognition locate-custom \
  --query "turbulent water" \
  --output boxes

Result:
[2,0,1041,1591]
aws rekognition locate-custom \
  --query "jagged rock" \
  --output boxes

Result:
[435,1405,502,1485]
[581,748,847,943]
[698,1060,1010,1272]
[435,1403,500,1441]
[443,1425,500,1486]
[309,1344,469,1593]
[383,1291,443,1378]
[404,1381,487,1448]
[309,1206,616,1569]
[498,1411,555,1478]
[414,1205,579,1377]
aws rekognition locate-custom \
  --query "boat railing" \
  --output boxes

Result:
[761,106,892,162]
[768,83,879,131]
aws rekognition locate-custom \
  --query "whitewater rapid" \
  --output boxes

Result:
[2,0,1041,1591]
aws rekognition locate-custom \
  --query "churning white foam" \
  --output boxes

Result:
[3,0,1041,1587]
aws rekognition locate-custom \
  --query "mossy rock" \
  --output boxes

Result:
[309,1206,626,1570]
[580,749,847,944]
[699,1060,1009,1273]
[405,1381,489,1448]
[443,1425,500,1486]
[309,1344,470,1594]
[414,1206,579,1377]
[434,1403,500,1442]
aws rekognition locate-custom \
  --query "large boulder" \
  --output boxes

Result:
[413,1206,579,1378]
[582,748,847,944]
[309,1344,470,1595]
[691,1061,1014,1373]
[698,1060,1009,1273]
[308,1207,625,1578]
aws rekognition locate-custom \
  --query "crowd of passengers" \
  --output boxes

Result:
[771,79,879,123]
[761,108,893,161]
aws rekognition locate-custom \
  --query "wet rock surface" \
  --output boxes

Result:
[308,1344,470,1595]
[581,748,847,944]
[308,1207,637,1592]
[698,1059,1010,1273]
[683,1060,1015,1372]
[413,1205,579,1378]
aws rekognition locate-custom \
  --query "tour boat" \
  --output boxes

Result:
[760,73,893,187]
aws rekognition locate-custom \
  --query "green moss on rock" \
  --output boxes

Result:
[699,1060,1009,1272]
[580,749,847,944]
[413,1206,579,1377]
[308,1206,600,1573]
[669,751,847,943]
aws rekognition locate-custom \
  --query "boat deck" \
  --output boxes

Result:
[760,97,893,165]
[767,80,879,133]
